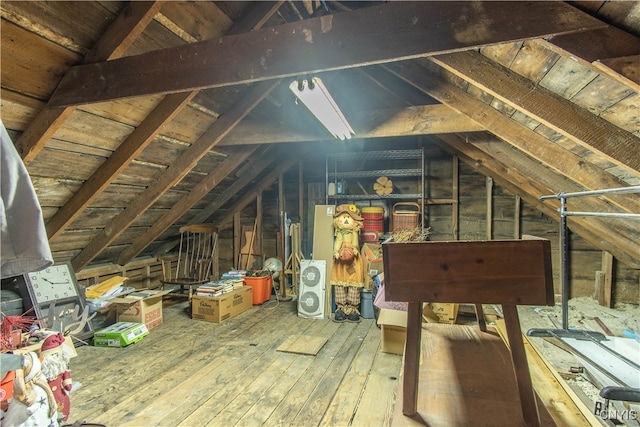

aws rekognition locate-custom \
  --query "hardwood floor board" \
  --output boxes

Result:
[290,321,374,426]
[234,320,345,426]
[193,320,345,426]
[60,298,588,426]
[390,323,556,427]
[261,320,364,425]
[150,306,314,426]
[206,351,301,426]
[69,300,297,423]
[321,320,382,426]
[190,318,332,426]
[349,345,403,427]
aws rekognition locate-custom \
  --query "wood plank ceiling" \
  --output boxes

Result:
[1,1,639,273]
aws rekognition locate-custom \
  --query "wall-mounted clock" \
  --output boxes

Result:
[16,262,93,340]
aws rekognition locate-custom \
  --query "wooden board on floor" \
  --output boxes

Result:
[277,335,328,355]
[391,323,556,427]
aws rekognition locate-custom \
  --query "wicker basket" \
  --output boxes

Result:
[392,202,420,232]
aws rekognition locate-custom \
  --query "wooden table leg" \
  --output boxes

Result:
[403,302,423,416]
[475,303,487,332]
[502,304,541,427]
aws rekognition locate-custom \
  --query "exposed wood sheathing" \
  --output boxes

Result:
[1,2,638,297]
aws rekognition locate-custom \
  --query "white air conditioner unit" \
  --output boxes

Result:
[298,260,326,319]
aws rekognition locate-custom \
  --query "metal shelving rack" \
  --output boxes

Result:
[325,148,425,230]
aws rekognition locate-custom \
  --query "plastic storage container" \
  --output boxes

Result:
[362,206,384,242]
[360,289,374,319]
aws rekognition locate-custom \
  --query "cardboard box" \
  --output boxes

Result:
[377,308,407,355]
[191,286,252,323]
[361,242,384,291]
[14,331,77,358]
[93,322,148,348]
[426,302,459,324]
[109,289,170,330]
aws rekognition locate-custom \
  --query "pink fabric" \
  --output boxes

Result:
[373,280,408,311]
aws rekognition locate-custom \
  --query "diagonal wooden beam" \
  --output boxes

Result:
[547,25,640,84]
[49,2,285,247]
[46,91,196,241]
[220,104,483,145]
[434,133,640,269]
[190,146,289,225]
[382,61,640,216]
[71,79,280,271]
[593,54,640,89]
[429,50,640,173]
[150,144,282,256]
[14,2,162,164]
[116,145,257,265]
[212,148,310,229]
[47,1,606,107]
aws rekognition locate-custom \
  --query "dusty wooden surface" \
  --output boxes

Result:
[390,323,557,427]
[67,298,402,426]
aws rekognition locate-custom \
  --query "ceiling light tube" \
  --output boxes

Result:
[289,77,355,140]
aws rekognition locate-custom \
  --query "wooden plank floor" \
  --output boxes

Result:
[389,323,556,427]
[67,298,402,426]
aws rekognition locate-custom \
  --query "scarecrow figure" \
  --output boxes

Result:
[40,333,73,422]
[330,204,365,322]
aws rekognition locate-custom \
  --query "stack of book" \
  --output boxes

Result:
[195,284,224,297]
[195,279,245,297]
[221,270,246,280]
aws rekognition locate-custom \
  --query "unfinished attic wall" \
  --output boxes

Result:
[215,184,281,275]
[426,157,639,305]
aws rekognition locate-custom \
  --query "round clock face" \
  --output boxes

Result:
[28,264,79,304]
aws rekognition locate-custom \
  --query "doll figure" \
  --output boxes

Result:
[40,333,73,422]
[2,351,58,427]
[330,204,365,322]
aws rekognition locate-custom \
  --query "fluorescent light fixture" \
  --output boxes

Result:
[289,77,355,140]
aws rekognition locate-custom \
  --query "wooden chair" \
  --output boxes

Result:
[158,224,218,301]
[382,237,553,427]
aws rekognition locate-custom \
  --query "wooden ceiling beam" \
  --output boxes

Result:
[46,92,197,241]
[429,50,640,173]
[542,25,640,90]
[47,1,606,108]
[190,145,293,225]
[547,25,640,65]
[116,145,257,265]
[14,1,163,164]
[382,61,640,216]
[210,148,311,229]
[435,133,640,269]
[219,104,483,145]
[71,79,279,271]
[48,2,284,264]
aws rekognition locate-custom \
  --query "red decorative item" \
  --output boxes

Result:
[41,333,73,421]
[0,311,41,351]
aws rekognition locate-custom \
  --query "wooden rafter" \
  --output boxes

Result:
[71,79,280,271]
[47,2,606,108]
[211,149,311,229]
[47,1,286,244]
[14,2,163,164]
[435,133,640,269]
[46,91,197,241]
[220,104,483,145]
[429,50,640,173]
[190,145,292,225]
[382,61,640,216]
[116,145,257,265]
